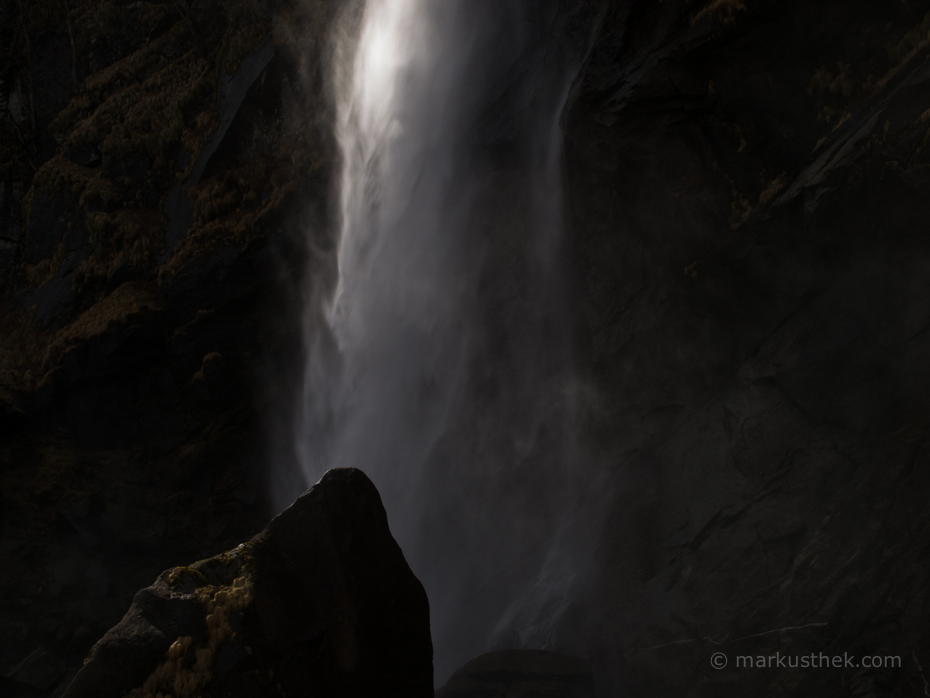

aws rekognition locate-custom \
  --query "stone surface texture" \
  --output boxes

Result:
[561,1,930,696]
[64,467,432,698]
[0,0,336,693]
[436,650,595,698]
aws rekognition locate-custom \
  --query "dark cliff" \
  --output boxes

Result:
[0,0,339,692]
[564,1,930,695]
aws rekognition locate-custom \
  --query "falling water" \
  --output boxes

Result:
[291,0,603,683]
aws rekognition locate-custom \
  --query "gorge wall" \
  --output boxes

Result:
[563,1,930,695]
[0,0,339,692]
[3,0,930,696]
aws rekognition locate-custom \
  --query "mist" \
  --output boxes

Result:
[285,0,607,683]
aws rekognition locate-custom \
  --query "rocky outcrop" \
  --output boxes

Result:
[64,468,432,698]
[436,651,595,698]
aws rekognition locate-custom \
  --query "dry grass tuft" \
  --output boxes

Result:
[807,62,862,128]
[729,171,789,228]
[65,44,220,187]
[124,572,254,698]
[758,172,788,207]
[88,209,165,264]
[24,156,120,224]
[73,209,165,292]
[889,12,930,65]
[692,0,747,26]
[808,63,857,99]
[50,21,190,141]
[161,147,322,276]
[0,280,164,395]
[47,0,273,209]
[0,303,48,394]
[41,280,163,372]
[25,243,68,289]
[853,12,930,106]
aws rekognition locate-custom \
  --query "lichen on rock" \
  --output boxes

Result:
[124,547,256,698]
[63,468,433,698]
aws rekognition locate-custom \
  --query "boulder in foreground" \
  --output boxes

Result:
[64,467,433,698]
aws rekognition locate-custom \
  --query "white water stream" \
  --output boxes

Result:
[291,0,601,683]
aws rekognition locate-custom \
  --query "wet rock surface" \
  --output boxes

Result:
[436,651,595,698]
[64,468,432,698]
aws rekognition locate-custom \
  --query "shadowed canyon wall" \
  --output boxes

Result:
[3,0,930,696]
[0,0,340,693]
[563,1,930,695]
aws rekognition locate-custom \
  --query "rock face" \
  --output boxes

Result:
[560,1,930,696]
[436,651,595,698]
[0,0,336,690]
[63,468,432,698]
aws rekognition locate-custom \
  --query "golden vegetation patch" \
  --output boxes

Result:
[858,12,930,101]
[25,243,68,289]
[802,12,930,143]
[692,0,747,26]
[47,0,273,211]
[0,303,48,394]
[23,156,121,229]
[41,280,163,372]
[728,171,788,229]
[758,172,788,207]
[161,149,322,277]
[50,21,189,140]
[822,11,930,127]
[729,178,753,229]
[125,570,254,698]
[66,45,219,188]
[889,12,930,65]
[88,208,165,265]
[74,209,166,291]
[808,62,857,99]
[1,280,164,395]
[807,62,863,129]
[908,109,930,159]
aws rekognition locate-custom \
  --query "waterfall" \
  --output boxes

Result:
[290,0,602,683]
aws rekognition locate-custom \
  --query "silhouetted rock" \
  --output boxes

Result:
[63,468,432,698]
[436,650,595,698]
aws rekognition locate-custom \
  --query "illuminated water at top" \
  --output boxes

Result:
[292,0,601,683]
